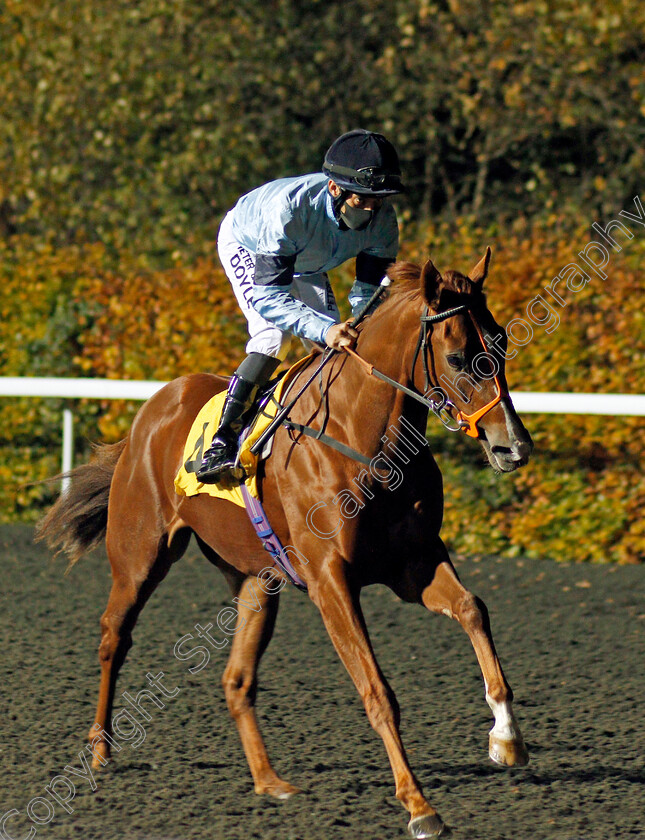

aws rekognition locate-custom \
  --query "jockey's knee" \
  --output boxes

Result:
[236,352,281,382]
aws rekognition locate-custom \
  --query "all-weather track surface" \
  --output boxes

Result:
[0,523,643,840]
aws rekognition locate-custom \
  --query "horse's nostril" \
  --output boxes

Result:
[514,440,532,460]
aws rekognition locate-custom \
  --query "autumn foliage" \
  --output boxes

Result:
[1,0,643,561]
[399,215,645,565]
[0,213,643,563]
[0,236,245,515]
[1,0,643,253]
[74,252,246,440]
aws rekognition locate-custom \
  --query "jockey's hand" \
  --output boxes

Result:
[325,320,359,350]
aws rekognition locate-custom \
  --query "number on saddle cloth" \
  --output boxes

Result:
[184,423,210,474]
[183,372,287,477]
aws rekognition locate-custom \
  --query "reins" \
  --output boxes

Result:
[340,305,476,417]
[250,288,506,467]
[343,345,439,411]
[345,302,506,438]
[249,279,389,459]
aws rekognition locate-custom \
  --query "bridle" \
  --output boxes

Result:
[344,302,506,439]
[250,296,507,465]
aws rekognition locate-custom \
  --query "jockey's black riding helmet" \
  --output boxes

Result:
[323,129,405,196]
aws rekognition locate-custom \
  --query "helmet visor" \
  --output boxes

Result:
[353,167,403,192]
[324,160,405,195]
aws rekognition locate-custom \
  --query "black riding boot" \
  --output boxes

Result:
[196,353,280,484]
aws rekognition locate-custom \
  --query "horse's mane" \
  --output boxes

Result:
[385,260,478,304]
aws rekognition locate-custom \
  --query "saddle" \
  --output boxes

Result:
[174,356,313,507]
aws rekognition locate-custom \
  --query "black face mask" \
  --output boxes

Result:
[340,203,374,231]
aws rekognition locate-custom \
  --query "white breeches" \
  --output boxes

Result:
[218,213,340,359]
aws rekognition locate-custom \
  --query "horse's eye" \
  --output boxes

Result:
[446,354,466,370]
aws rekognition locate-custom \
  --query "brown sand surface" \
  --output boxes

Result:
[1,524,643,840]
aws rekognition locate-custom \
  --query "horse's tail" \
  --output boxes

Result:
[36,439,127,571]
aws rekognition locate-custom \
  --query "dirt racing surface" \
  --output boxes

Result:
[0,523,643,840]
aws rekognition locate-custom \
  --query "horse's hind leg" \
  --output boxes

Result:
[396,541,529,768]
[220,575,300,799]
[88,522,190,768]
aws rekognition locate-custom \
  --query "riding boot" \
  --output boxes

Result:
[196,353,280,484]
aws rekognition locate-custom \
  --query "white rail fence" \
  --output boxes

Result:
[1,377,644,492]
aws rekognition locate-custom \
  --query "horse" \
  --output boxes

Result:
[37,247,533,839]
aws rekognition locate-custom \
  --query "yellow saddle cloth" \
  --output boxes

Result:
[174,355,313,508]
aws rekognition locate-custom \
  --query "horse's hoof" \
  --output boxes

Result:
[408,813,444,838]
[275,784,300,800]
[489,734,529,767]
[256,779,301,800]
[86,736,111,770]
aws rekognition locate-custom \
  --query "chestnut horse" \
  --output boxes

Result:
[38,248,532,839]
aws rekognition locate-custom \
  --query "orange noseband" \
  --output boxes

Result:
[452,319,506,437]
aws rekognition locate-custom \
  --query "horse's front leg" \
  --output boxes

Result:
[310,559,444,839]
[394,539,529,769]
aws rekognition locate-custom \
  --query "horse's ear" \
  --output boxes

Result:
[421,259,442,306]
[469,246,492,287]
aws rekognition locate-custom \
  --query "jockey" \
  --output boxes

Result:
[197,128,405,484]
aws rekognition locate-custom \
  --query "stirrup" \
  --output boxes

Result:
[196,430,245,484]
[197,461,245,487]
[196,449,237,484]
[195,360,278,485]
